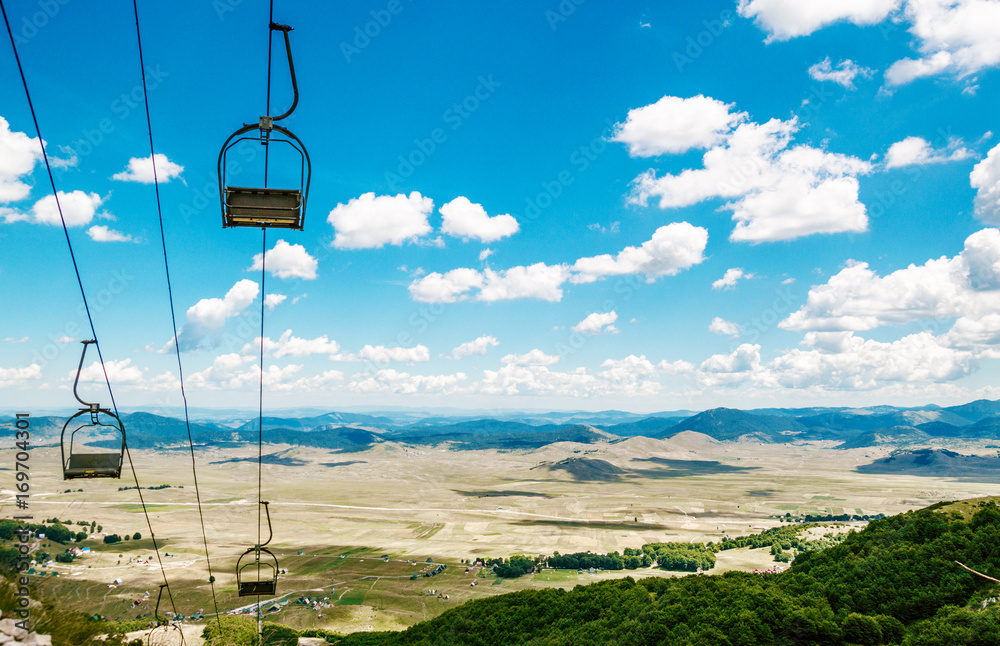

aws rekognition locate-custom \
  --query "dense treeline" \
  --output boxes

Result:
[642,543,716,572]
[334,501,1000,645]
[547,551,625,571]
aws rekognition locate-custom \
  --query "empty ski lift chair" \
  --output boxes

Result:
[237,501,279,596]
[60,340,125,480]
[219,22,310,230]
[147,584,186,646]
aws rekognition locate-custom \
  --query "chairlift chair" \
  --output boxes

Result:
[60,340,125,480]
[236,501,279,596]
[147,584,186,646]
[219,22,310,230]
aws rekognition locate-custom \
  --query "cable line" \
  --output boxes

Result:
[130,0,223,632]
[1,0,176,618]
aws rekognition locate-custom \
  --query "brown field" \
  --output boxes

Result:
[4,433,1000,639]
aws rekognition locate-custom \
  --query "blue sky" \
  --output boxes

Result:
[4,0,1000,412]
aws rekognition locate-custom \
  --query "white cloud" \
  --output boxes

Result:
[170,279,259,352]
[737,0,902,42]
[264,294,287,310]
[187,279,259,329]
[885,0,1000,86]
[408,267,485,303]
[808,57,874,88]
[111,153,184,184]
[501,349,560,366]
[572,222,708,283]
[611,95,746,156]
[712,267,749,290]
[0,364,41,387]
[626,101,872,243]
[573,311,619,335]
[697,343,762,387]
[0,116,42,203]
[327,191,433,249]
[87,225,135,243]
[357,344,431,364]
[766,331,974,389]
[449,335,500,359]
[408,224,706,303]
[479,248,494,261]
[781,228,1000,334]
[440,196,519,242]
[6,191,104,226]
[4,336,29,343]
[971,143,1000,224]
[885,136,974,168]
[349,369,467,395]
[248,239,318,280]
[709,317,742,337]
[242,329,341,358]
[76,358,144,385]
[479,263,571,302]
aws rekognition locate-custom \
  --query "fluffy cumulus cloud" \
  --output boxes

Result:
[248,239,318,280]
[573,311,619,335]
[737,0,901,42]
[501,349,561,367]
[87,225,135,243]
[478,263,571,302]
[3,191,104,226]
[572,223,708,283]
[449,335,500,359]
[357,344,431,364]
[712,267,750,290]
[439,196,519,242]
[327,191,433,249]
[349,369,468,395]
[170,279,259,351]
[0,116,42,203]
[0,364,42,387]
[111,153,184,184]
[808,58,874,88]
[264,294,287,310]
[409,224,706,302]
[885,0,1000,86]
[885,136,974,168]
[780,230,1000,332]
[709,317,742,337]
[625,97,872,243]
[697,343,763,387]
[971,143,1000,224]
[76,358,144,385]
[611,95,745,156]
[241,329,341,358]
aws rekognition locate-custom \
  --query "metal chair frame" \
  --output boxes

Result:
[236,501,279,597]
[218,22,310,231]
[147,584,186,646]
[60,340,125,480]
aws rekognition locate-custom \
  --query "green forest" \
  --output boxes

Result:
[1,499,998,645]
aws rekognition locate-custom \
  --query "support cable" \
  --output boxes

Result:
[130,0,223,631]
[1,0,176,617]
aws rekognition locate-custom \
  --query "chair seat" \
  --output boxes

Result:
[224,186,303,229]
[238,580,277,596]
[65,453,122,479]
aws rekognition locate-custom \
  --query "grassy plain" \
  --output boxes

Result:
[4,433,1000,637]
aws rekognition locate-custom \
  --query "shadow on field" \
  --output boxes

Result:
[322,460,367,468]
[511,519,671,531]
[453,490,554,498]
[540,457,760,482]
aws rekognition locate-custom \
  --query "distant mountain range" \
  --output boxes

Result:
[33,398,1000,451]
